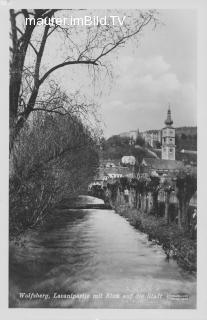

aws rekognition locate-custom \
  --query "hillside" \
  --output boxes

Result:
[175,126,197,137]
[101,135,156,163]
[175,127,197,151]
[103,126,197,165]
[118,126,197,136]
[118,126,197,151]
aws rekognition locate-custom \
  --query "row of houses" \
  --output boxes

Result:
[88,158,136,189]
[89,108,197,210]
[140,158,184,177]
[90,156,184,186]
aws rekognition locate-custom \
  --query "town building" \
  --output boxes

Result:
[141,107,183,177]
[180,149,197,155]
[161,107,176,160]
[119,130,138,140]
[140,130,161,148]
[141,158,183,176]
[121,155,136,166]
[89,157,135,189]
[103,165,135,180]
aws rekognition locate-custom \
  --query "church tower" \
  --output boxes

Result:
[161,107,175,160]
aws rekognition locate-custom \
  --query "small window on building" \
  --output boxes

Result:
[169,148,173,152]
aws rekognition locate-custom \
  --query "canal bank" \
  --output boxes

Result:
[9,196,196,308]
[113,202,196,272]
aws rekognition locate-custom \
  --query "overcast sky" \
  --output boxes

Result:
[49,9,197,138]
[100,10,197,137]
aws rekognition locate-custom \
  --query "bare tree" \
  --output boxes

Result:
[10,9,158,150]
[9,111,99,234]
[175,167,197,230]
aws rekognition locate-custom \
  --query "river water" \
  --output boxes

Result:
[9,196,196,308]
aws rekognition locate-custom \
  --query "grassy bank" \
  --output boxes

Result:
[114,204,196,272]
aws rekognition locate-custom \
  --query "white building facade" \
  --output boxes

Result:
[161,108,176,160]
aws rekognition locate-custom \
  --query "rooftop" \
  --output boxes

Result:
[142,158,184,171]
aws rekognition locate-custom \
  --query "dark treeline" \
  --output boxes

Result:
[175,133,197,151]
[9,113,99,236]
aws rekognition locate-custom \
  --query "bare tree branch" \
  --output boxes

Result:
[9,9,158,151]
[39,60,98,85]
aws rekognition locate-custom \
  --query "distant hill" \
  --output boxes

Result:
[118,126,197,137]
[175,126,197,137]
[175,127,197,151]
[101,135,156,163]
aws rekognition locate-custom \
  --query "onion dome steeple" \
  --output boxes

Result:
[165,105,173,126]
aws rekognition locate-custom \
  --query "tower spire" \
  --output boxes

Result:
[165,104,173,126]
[162,105,175,160]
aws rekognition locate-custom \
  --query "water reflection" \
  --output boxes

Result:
[10,196,196,308]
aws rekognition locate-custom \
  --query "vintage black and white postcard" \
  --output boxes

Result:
[1,0,207,319]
